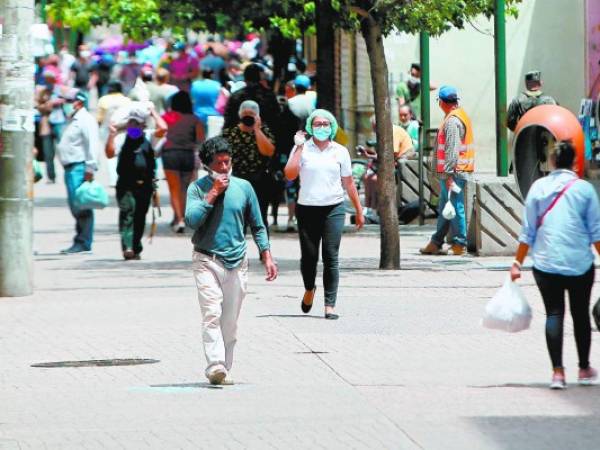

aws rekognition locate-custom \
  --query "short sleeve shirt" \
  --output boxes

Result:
[396,81,421,119]
[290,138,352,206]
[222,125,275,179]
[392,125,413,158]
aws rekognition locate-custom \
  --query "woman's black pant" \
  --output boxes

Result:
[296,203,345,307]
[533,265,595,370]
[239,172,271,230]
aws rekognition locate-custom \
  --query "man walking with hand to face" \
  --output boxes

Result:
[185,136,278,385]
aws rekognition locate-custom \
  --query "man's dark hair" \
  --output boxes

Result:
[107,80,123,94]
[411,63,421,72]
[206,46,215,54]
[142,72,153,82]
[295,85,307,94]
[170,91,193,114]
[244,63,263,83]
[201,68,213,79]
[555,140,576,169]
[199,136,231,165]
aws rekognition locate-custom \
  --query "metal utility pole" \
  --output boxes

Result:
[0,0,35,297]
[40,0,46,22]
[494,0,509,176]
[418,32,431,225]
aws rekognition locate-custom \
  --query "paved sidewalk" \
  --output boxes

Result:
[2,180,600,449]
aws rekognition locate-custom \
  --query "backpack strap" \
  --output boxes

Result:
[536,178,578,229]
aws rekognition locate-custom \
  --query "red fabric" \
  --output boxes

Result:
[162,111,182,126]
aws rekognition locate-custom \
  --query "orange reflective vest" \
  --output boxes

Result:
[436,108,475,174]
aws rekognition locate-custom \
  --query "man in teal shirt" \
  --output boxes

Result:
[186,136,278,385]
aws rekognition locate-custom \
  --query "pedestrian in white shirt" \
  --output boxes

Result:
[284,109,364,320]
[56,89,99,254]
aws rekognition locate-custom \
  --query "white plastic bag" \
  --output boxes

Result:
[110,101,153,129]
[482,277,532,333]
[442,191,456,220]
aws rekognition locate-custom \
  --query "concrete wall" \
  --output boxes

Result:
[382,0,586,173]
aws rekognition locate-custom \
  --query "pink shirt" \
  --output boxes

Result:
[170,54,198,79]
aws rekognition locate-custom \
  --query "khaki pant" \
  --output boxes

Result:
[192,251,248,377]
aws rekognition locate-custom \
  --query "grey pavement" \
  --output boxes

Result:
[2,176,600,449]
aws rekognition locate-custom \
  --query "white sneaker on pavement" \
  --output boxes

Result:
[207,365,227,385]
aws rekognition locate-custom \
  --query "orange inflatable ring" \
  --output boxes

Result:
[513,105,584,177]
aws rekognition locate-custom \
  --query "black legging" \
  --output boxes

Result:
[533,265,595,370]
[296,203,345,307]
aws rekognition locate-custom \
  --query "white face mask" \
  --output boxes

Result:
[209,168,232,179]
[80,50,91,59]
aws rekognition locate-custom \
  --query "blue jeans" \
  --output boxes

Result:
[64,162,94,250]
[296,203,345,307]
[431,177,467,247]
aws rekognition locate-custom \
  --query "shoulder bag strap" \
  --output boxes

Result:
[536,178,578,229]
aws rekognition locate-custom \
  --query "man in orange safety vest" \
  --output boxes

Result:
[420,85,474,256]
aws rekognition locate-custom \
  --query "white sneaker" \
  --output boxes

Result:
[207,365,227,385]
[172,221,185,234]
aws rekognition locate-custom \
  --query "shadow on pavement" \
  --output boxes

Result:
[468,414,600,449]
[150,382,224,390]
[467,383,551,389]
[256,314,324,319]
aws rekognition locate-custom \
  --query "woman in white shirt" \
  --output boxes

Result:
[284,109,364,319]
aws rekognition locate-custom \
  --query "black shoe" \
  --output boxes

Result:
[123,249,135,260]
[60,245,91,254]
[301,287,316,314]
[325,313,339,320]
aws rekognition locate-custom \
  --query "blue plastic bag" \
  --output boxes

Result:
[33,160,43,183]
[74,181,109,210]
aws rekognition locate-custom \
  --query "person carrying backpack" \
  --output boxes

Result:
[105,106,167,259]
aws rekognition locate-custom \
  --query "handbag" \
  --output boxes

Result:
[74,181,109,210]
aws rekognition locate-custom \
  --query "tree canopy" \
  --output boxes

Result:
[45,0,522,42]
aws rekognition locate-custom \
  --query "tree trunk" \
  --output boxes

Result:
[0,0,34,296]
[360,15,400,269]
[315,0,336,111]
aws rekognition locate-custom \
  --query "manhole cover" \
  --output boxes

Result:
[31,358,160,368]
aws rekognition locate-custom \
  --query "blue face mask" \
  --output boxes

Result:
[313,126,331,141]
[63,103,75,117]
[127,127,143,139]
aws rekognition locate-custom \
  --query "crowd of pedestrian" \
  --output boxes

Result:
[32,34,600,390]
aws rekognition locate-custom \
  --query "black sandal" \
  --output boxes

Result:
[325,313,339,320]
[301,287,316,314]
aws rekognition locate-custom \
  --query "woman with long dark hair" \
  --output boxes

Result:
[162,91,205,233]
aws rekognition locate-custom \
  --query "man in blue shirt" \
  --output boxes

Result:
[185,136,278,385]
